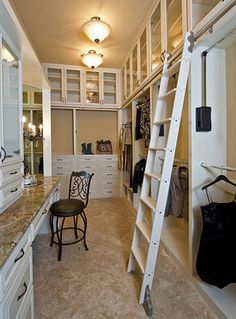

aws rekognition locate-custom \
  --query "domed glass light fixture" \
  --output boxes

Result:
[81,50,103,69]
[82,17,111,43]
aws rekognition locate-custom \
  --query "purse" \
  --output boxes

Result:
[96,140,112,154]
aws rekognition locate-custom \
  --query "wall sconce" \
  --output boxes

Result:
[82,17,111,43]
[22,116,43,148]
[81,50,103,69]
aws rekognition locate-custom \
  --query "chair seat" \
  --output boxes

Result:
[50,199,84,217]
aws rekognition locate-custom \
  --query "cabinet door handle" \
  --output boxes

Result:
[42,209,48,215]
[10,171,18,175]
[11,188,18,193]
[14,248,25,263]
[1,146,6,162]
[17,282,28,301]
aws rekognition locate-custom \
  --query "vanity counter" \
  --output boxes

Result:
[0,176,60,269]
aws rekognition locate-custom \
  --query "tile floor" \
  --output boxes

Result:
[33,198,219,319]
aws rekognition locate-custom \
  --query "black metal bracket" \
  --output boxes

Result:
[188,31,194,53]
[143,285,153,317]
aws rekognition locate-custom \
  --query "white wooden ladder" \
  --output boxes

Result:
[127,32,194,316]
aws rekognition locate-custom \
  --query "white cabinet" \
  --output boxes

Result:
[75,155,120,198]
[23,86,42,108]
[44,63,120,108]
[0,227,34,319]
[0,36,24,213]
[44,64,83,106]
[81,68,120,107]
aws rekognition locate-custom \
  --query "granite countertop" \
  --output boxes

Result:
[0,176,60,269]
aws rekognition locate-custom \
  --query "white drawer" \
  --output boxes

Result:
[52,162,73,170]
[0,228,31,302]
[0,163,23,188]
[77,162,98,172]
[16,285,34,319]
[52,155,73,164]
[1,249,33,319]
[99,155,118,162]
[0,178,23,207]
[76,155,97,163]
[90,188,120,198]
[100,162,118,170]
[30,198,51,240]
[94,171,119,178]
[52,171,71,177]
[91,178,119,189]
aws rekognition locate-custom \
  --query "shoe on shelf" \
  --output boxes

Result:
[85,143,94,155]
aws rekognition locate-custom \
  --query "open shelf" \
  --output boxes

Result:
[161,216,189,271]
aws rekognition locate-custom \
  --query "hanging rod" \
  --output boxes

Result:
[200,162,236,172]
[158,156,189,164]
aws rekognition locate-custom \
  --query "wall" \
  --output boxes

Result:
[190,46,227,273]
[51,109,73,155]
[226,42,236,179]
[76,110,118,155]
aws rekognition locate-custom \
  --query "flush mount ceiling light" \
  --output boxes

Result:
[82,17,111,43]
[81,50,103,69]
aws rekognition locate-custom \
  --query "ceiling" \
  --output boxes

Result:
[9,0,154,69]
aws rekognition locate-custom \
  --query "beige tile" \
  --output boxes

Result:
[33,198,218,319]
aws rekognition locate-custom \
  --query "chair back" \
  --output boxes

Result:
[69,171,94,208]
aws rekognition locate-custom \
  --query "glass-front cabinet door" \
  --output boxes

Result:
[126,58,131,98]
[85,70,100,105]
[166,0,183,54]
[122,66,126,102]
[150,2,162,72]
[102,72,118,106]
[46,66,64,104]
[191,0,222,28]
[140,27,148,83]
[65,68,82,104]
[1,41,21,163]
[132,44,139,91]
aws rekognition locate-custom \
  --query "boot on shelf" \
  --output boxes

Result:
[86,143,94,155]
[81,143,86,155]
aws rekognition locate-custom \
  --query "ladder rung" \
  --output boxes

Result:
[163,59,181,78]
[131,246,146,273]
[140,196,156,210]
[158,88,176,100]
[149,147,167,152]
[136,221,151,243]
[145,172,161,181]
[154,118,172,126]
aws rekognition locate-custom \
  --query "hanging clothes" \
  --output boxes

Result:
[165,166,189,220]
[118,122,132,172]
[132,158,146,193]
[196,191,236,288]
[135,98,150,148]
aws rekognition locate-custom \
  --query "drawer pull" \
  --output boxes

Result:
[14,248,25,263]
[84,166,91,169]
[57,173,63,175]
[57,167,63,169]
[107,174,112,176]
[10,171,18,175]
[107,182,112,185]
[107,191,112,194]
[42,209,48,215]
[17,282,28,301]
[106,158,112,160]
[57,159,63,161]
[106,166,112,168]
[85,158,91,161]
[11,188,18,193]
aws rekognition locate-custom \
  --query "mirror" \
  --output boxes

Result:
[22,84,43,175]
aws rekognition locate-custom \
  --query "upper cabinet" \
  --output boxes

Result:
[166,0,184,53]
[190,0,222,28]
[23,86,42,107]
[150,2,162,72]
[44,64,120,108]
[44,65,83,106]
[0,38,23,166]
